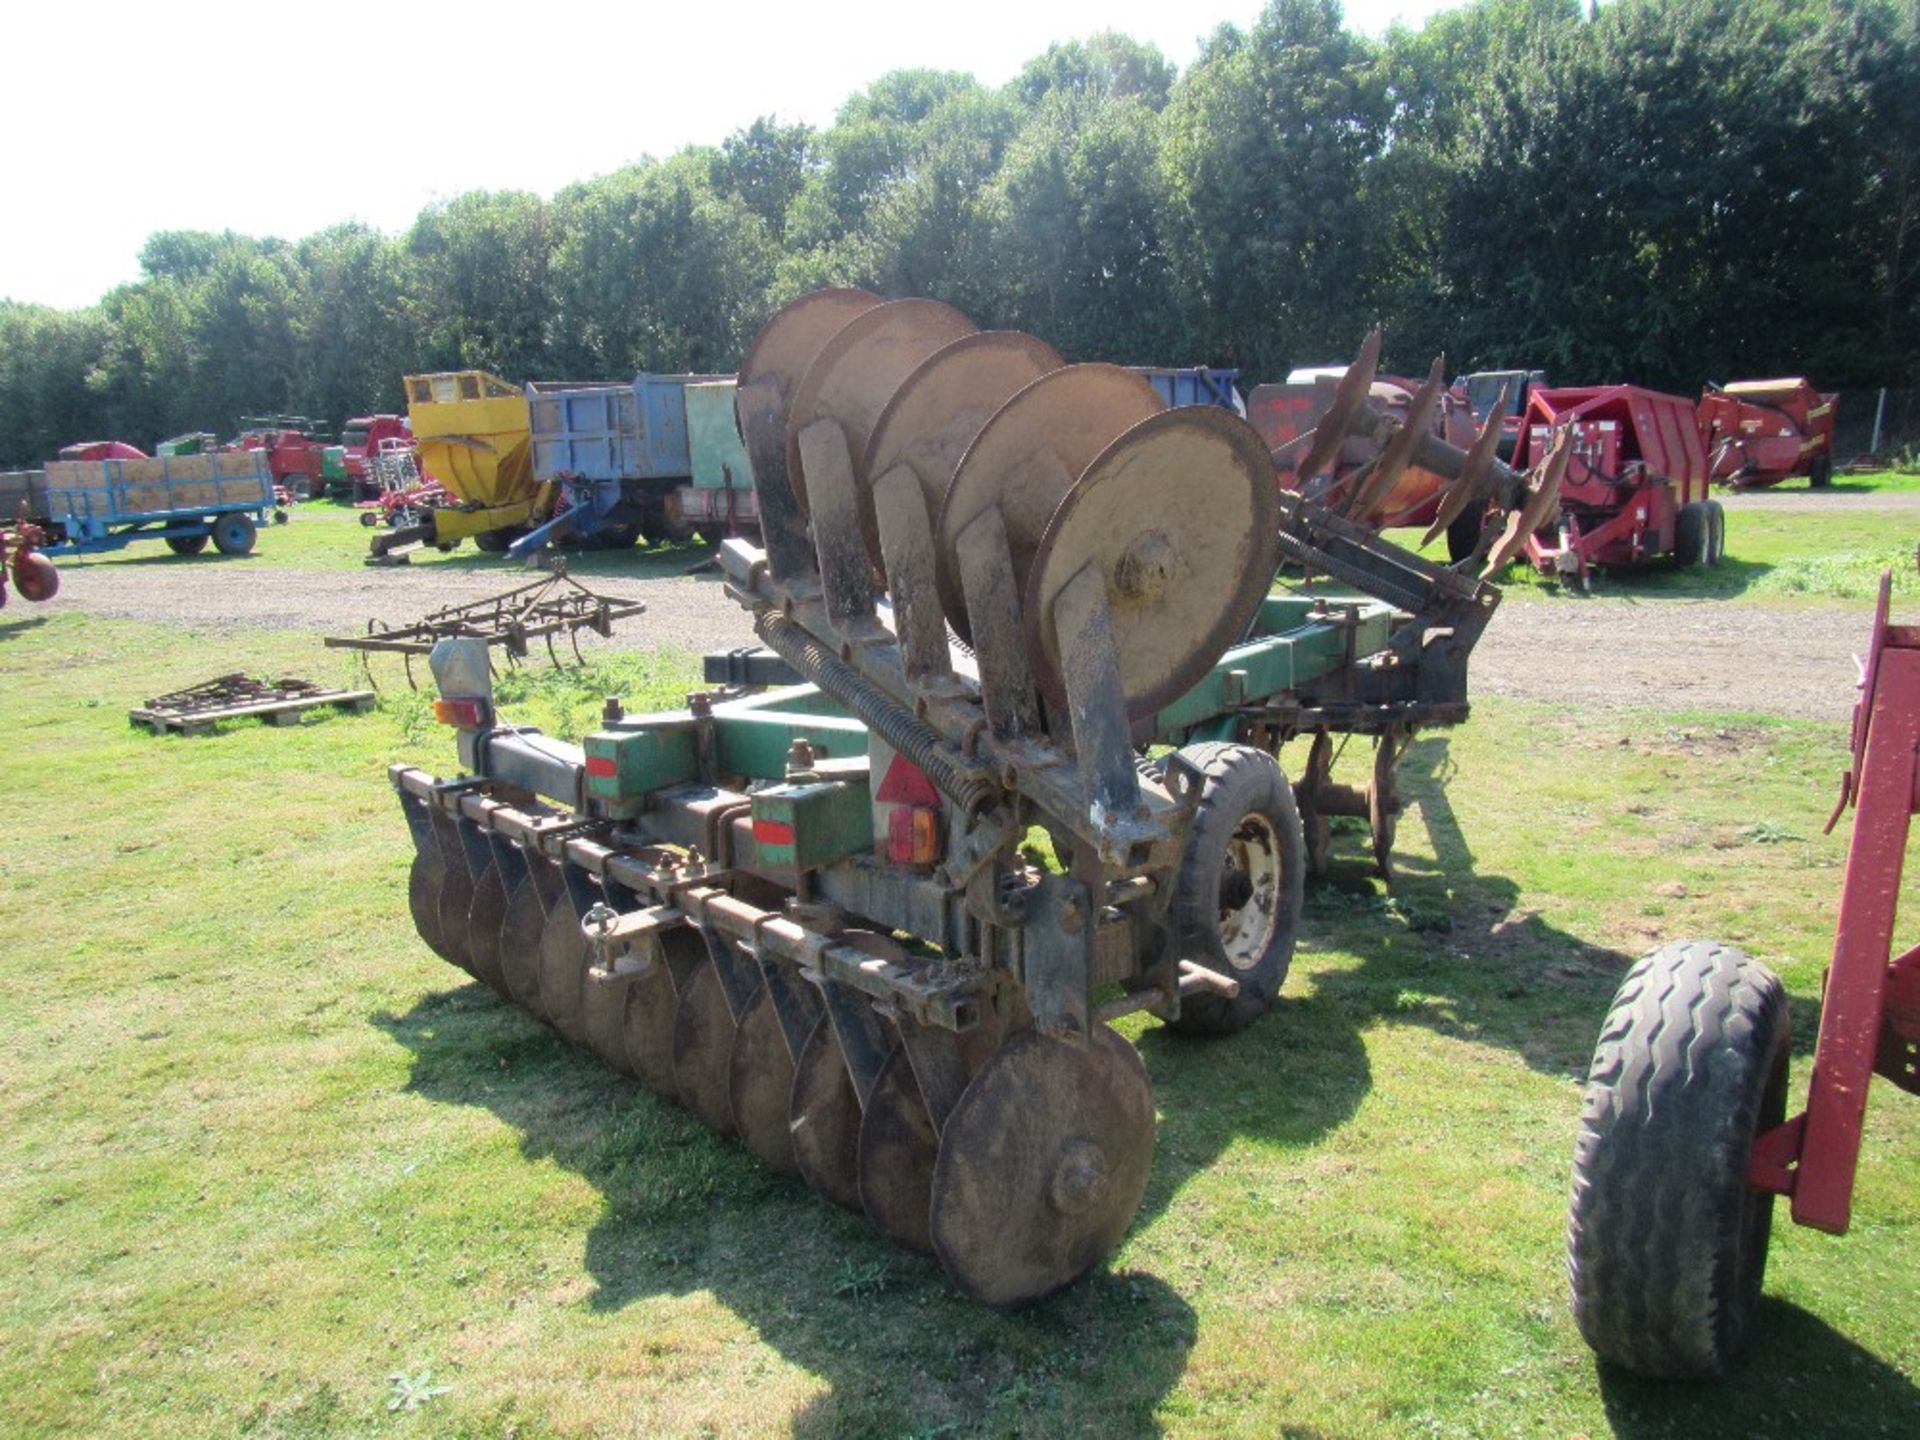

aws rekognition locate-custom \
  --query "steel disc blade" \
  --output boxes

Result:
[408,849,452,964]
[729,987,800,1175]
[536,886,589,1043]
[1025,407,1280,721]
[671,958,739,1136]
[623,929,697,1097]
[581,961,641,1077]
[785,298,978,515]
[790,1017,863,1212]
[434,833,478,977]
[464,861,511,996]
[498,869,549,1017]
[861,331,1064,579]
[929,1026,1155,1307]
[937,364,1163,643]
[737,288,884,437]
[857,1046,939,1255]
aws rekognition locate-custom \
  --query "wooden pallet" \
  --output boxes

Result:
[130,674,377,735]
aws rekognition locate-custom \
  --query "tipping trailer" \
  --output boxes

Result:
[1698,377,1837,489]
[383,289,1584,1306]
[515,373,759,556]
[31,449,277,558]
[1507,384,1721,583]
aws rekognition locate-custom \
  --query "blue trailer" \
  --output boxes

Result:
[36,451,280,557]
[1133,366,1245,414]
[519,373,758,556]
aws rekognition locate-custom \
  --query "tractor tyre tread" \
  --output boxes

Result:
[1674,501,1711,568]
[1567,939,1790,1378]
[1163,741,1304,1037]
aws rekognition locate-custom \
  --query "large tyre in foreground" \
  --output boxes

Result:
[1567,940,1791,1378]
[1163,742,1304,1036]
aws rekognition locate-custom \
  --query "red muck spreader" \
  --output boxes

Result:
[1508,384,1721,585]
[1698,377,1838,489]
[1568,572,1920,1376]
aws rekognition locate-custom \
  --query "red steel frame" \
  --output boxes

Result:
[1747,574,1920,1230]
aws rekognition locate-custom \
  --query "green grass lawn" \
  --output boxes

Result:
[1,612,1914,1438]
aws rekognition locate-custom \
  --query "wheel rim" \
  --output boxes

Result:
[1218,813,1281,970]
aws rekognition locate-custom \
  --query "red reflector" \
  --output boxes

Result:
[887,806,939,865]
[585,756,617,779]
[753,818,796,848]
[433,698,486,728]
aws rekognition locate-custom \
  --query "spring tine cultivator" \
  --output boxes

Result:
[325,566,646,687]
[390,290,1509,1304]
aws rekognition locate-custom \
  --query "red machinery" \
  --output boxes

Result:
[1698,377,1838,489]
[1569,572,1920,1376]
[0,517,59,609]
[58,440,146,461]
[229,419,329,500]
[1249,358,1479,546]
[1508,384,1720,583]
[340,414,411,500]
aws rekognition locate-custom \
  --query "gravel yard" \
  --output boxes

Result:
[30,551,1878,723]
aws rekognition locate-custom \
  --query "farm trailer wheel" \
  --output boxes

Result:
[1567,940,1790,1378]
[211,513,258,556]
[1163,742,1304,1036]
[1675,501,1712,569]
[166,534,210,556]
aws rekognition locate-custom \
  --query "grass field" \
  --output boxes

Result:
[1,607,1915,1438]
[55,467,1920,608]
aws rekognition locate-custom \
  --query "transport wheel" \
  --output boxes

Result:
[929,1026,1155,1307]
[1705,501,1727,566]
[12,553,59,603]
[359,511,379,528]
[473,529,513,554]
[1808,452,1832,489]
[1164,742,1304,1036]
[1674,502,1710,568]
[166,534,210,556]
[1444,497,1487,566]
[291,477,315,502]
[211,513,257,555]
[1567,940,1790,1378]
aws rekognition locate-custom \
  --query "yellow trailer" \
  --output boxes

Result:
[373,372,553,555]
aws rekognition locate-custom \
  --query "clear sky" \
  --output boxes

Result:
[2,0,1466,310]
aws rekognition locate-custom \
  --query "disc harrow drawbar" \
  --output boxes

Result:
[394,289,1507,1304]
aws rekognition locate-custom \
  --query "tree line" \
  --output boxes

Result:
[2,0,1915,467]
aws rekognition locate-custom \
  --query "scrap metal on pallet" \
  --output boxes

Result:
[131,674,376,734]
[386,289,1572,1306]
[324,567,646,686]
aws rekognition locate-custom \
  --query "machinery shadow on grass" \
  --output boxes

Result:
[1596,1297,1920,1435]
[1499,554,1773,604]
[1295,733,1642,1083]
[377,991,1202,1438]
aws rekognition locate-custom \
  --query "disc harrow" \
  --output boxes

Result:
[390,291,1518,1304]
